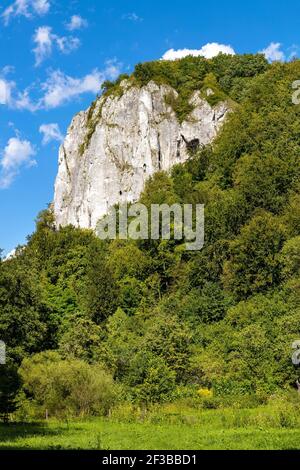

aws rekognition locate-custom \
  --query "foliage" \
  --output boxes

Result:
[103,54,268,122]
[18,352,117,419]
[2,56,300,418]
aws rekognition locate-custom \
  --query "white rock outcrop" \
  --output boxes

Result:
[54,80,229,229]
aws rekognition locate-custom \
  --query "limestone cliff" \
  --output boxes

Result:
[54,80,229,229]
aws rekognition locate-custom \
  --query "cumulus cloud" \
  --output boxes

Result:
[2,0,50,25]
[0,69,36,110]
[66,15,88,31]
[260,42,285,62]
[41,61,121,108]
[0,59,122,111]
[39,123,64,144]
[41,70,105,108]
[0,77,39,111]
[33,26,80,66]
[162,42,236,61]
[0,136,36,188]
[122,12,143,22]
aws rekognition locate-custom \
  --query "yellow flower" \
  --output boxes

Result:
[197,388,213,398]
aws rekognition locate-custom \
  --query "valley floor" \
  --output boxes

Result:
[1,407,300,450]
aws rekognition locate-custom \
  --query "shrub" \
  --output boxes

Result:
[128,354,176,404]
[18,352,117,419]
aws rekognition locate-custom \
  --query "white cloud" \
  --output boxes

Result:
[122,12,143,22]
[0,78,39,111]
[162,42,236,61]
[2,0,50,25]
[0,79,14,105]
[32,0,50,15]
[0,60,122,111]
[4,248,16,261]
[41,69,104,108]
[260,42,285,62]
[66,15,88,31]
[2,5,15,25]
[2,65,15,76]
[41,61,122,108]
[104,59,123,81]
[56,36,80,54]
[33,26,80,66]
[1,137,36,170]
[14,89,39,112]
[33,26,53,66]
[0,137,36,188]
[39,123,64,145]
[0,70,37,110]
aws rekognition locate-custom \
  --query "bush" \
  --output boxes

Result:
[128,354,176,404]
[18,352,118,419]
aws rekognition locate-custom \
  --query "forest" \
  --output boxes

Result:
[1,54,300,424]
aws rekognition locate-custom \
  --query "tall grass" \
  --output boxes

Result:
[2,393,300,450]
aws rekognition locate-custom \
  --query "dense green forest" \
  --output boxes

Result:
[2,54,300,420]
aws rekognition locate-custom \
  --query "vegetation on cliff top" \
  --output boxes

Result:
[102,54,269,121]
[80,54,268,155]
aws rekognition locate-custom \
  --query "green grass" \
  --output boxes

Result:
[2,406,300,450]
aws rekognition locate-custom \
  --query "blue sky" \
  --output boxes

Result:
[0,0,299,255]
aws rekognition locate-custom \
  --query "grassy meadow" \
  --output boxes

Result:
[2,403,300,450]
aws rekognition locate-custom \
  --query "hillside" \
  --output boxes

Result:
[1,55,300,419]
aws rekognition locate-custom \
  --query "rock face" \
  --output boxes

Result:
[54,80,229,229]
